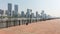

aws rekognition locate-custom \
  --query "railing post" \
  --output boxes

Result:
[6,21,8,28]
[14,20,15,26]
[19,20,20,25]
[22,20,23,25]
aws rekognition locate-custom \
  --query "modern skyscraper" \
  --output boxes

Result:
[41,10,47,19]
[31,13,34,18]
[21,11,25,17]
[14,5,18,17]
[41,10,44,15]
[12,10,14,16]
[36,11,38,18]
[0,9,7,17]
[47,15,51,19]
[0,9,4,15]
[5,10,8,15]
[26,9,32,18]
[8,3,12,17]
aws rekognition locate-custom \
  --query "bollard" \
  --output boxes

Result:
[26,20,28,25]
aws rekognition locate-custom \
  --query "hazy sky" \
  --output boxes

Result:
[0,0,60,17]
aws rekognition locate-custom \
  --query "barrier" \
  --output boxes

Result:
[0,18,53,28]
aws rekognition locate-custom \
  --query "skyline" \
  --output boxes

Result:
[0,0,60,17]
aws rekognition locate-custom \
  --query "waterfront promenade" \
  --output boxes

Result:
[0,18,41,28]
[0,19,60,34]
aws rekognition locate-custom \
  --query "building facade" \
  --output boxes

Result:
[0,9,4,15]
[36,11,39,18]
[31,13,34,18]
[14,5,18,17]
[8,3,12,17]
[26,9,32,18]
[21,11,25,17]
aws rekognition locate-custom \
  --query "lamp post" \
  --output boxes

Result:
[30,10,32,23]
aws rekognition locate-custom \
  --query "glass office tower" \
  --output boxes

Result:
[14,5,18,17]
[8,3,12,17]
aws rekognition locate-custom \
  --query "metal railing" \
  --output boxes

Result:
[0,18,39,28]
[0,18,53,29]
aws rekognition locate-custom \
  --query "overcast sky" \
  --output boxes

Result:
[0,0,60,17]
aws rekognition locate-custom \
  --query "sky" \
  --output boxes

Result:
[0,0,60,17]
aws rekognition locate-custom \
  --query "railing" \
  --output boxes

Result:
[0,18,54,29]
[0,18,39,28]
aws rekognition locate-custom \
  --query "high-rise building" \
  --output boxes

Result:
[41,10,47,19]
[41,10,44,14]
[14,5,18,17]
[26,9,32,18]
[5,10,8,15]
[8,3,12,17]
[31,13,34,18]
[0,9,4,15]
[36,11,38,18]
[21,11,25,17]
[0,9,7,17]
[47,15,51,19]
[12,10,14,16]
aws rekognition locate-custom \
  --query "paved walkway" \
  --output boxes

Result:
[0,19,60,34]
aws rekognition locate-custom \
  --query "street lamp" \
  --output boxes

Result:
[30,9,32,23]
